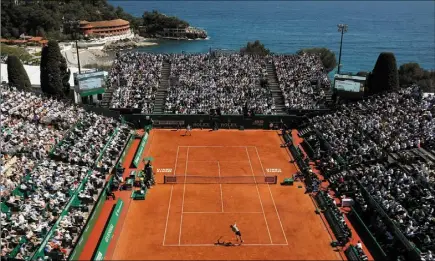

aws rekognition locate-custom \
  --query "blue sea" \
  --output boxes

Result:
[110,1,435,73]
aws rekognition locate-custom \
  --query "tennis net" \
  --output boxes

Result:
[163,175,278,184]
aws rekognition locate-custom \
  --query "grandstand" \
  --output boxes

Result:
[106,52,331,115]
[1,47,434,261]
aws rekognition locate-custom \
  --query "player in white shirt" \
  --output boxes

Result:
[230,222,244,243]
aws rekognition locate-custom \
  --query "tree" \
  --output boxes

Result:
[1,0,143,40]
[40,40,68,97]
[240,40,271,56]
[142,10,189,36]
[370,52,399,94]
[398,62,435,92]
[7,55,31,90]
[297,48,336,73]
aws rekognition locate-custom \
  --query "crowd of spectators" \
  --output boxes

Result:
[328,164,434,260]
[51,114,120,167]
[274,53,330,109]
[1,86,131,260]
[109,52,164,113]
[310,112,385,165]
[342,86,434,152]
[166,53,274,114]
[108,52,331,114]
[302,86,435,260]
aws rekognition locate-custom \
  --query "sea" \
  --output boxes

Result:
[109,1,435,73]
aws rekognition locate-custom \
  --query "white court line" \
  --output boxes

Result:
[178,147,189,245]
[187,160,250,162]
[173,146,180,176]
[162,146,180,246]
[164,243,288,247]
[217,161,224,212]
[245,147,273,244]
[254,146,289,245]
[183,211,263,214]
[179,146,256,148]
[162,185,174,246]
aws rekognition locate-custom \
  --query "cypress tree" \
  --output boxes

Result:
[7,55,31,90]
[370,52,399,94]
[40,40,66,97]
[60,55,71,96]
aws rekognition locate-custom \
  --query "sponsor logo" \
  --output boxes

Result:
[266,168,282,173]
[157,168,172,173]
[154,120,185,126]
[193,122,210,128]
[220,123,238,128]
[252,120,264,126]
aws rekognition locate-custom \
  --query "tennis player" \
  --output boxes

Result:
[184,124,192,136]
[230,222,244,242]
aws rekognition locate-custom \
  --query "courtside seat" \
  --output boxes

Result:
[131,189,146,200]
[281,178,294,186]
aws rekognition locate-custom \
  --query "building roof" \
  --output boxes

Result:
[80,19,130,29]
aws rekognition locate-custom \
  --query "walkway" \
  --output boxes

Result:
[266,63,286,114]
[153,60,171,114]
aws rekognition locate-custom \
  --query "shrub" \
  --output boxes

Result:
[369,52,399,94]
[7,55,31,90]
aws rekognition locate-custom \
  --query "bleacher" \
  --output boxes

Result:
[0,101,133,261]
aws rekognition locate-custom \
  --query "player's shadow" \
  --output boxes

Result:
[214,236,239,247]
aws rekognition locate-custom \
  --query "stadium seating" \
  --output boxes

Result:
[1,86,132,260]
[108,52,331,114]
[298,86,434,260]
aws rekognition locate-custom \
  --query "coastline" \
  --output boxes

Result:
[66,36,211,69]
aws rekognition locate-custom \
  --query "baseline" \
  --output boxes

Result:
[164,243,288,247]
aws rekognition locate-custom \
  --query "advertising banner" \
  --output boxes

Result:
[93,199,124,261]
[132,133,148,167]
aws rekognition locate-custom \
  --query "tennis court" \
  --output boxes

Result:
[110,129,342,260]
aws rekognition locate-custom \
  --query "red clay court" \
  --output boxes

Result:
[109,129,342,260]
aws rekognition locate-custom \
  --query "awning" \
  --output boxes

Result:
[79,88,105,97]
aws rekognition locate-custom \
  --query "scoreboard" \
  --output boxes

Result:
[333,74,366,93]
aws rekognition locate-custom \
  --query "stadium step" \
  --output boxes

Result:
[266,63,286,114]
[153,61,171,114]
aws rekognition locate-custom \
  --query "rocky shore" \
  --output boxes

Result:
[104,36,158,51]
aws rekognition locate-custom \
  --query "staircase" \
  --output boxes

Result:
[153,60,171,114]
[266,63,286,114]
[100,87,114,108]
[324,89,334,107]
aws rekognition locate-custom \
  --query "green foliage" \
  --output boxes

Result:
[142,10,189,35]
[0,44,33,63]
[1,0,140,40]
[370,52,399,94]
[240,40,271,56]
[398,62,435,92]
[7,55,31,90]
[40,40,69,97]
[297,48,337,73]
